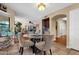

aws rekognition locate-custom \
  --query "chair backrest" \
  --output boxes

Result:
[43,35,53,49]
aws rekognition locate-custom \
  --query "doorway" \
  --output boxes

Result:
[52,14,67,46]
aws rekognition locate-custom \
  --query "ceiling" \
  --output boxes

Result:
[6,3,72,21]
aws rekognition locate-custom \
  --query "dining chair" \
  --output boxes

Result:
[43,35,53,55]
[36,35,53,55]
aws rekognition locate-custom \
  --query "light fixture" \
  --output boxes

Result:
[38,3,46,11]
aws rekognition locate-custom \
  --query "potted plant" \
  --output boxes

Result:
[15,22,22,32]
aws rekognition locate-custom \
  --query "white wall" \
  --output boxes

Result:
[69,8,79,50]
[50,17,56,36]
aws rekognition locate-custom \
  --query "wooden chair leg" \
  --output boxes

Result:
[19,47,24,55]
[44,51,46,55]
[21,47,24,55]
[49,49,52,55]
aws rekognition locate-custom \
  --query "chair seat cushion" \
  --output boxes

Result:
[35,41,45,50]
[24,40,34,47]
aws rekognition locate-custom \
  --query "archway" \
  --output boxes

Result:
[52,14,67,46]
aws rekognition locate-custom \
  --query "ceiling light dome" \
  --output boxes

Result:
[38,3,46,11]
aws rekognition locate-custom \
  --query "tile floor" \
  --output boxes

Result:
[0,42,79,55]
